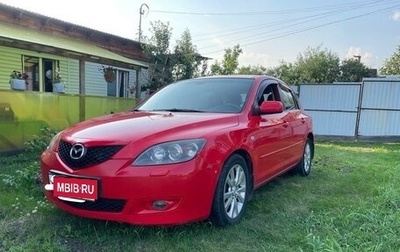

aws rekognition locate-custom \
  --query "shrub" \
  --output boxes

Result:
[24,127,59,154]
[0,127,58,192]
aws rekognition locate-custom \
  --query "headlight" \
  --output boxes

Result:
[133,139,206,166]
[47,131,62,151]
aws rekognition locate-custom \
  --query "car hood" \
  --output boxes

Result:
[62,111,239,144]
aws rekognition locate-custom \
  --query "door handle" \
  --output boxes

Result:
[282,121,289,128]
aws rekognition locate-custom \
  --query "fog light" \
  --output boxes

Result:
[152,200,168,210]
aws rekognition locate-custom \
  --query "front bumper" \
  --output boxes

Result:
[41,150,219,225]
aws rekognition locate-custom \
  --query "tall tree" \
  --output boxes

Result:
[142,21,173,90]
[380,45,400,75]
[338,59,371,82]
[295,46,340,84]
[266,61,299,84]
[173,29,203,81]
[211,45,243,75]
[237,65,267,75]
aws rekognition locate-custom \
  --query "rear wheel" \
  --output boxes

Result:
[210,154,250,227]
[295,139,313,176]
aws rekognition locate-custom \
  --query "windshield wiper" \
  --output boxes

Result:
[152,108,205,113]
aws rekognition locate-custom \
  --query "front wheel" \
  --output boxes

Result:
[295,138,313,176]
[210,154,250,227]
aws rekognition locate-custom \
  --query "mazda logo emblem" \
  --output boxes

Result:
[70,143,86,160]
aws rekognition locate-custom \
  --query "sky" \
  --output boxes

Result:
[1,0,399,69]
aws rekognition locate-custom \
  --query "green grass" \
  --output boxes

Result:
[1,141,399,252]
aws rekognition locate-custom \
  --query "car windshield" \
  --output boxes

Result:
[136,78,254,113]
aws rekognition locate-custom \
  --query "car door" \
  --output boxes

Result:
[278,83,308,167]
[249,81,292,186]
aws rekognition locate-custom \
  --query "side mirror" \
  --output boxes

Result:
[259,101,284,114]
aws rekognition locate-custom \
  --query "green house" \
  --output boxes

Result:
[0,3,149,153]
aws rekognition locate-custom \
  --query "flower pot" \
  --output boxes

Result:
[53,82,65,93]
[10,79,26,90]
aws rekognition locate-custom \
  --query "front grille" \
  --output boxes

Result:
[58,140,123,169]
[62,198,126,212]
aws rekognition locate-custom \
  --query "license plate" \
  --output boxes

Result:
[53,177,98,201]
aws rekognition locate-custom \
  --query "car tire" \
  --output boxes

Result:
[210,154,250,227]
[295,138,313,176]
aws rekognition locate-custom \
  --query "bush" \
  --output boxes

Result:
[0,127,58,192]
[24,127,58,154]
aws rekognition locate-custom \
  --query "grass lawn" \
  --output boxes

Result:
[0,141,399,252]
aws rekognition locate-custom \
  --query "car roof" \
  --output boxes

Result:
[194,75,291,88]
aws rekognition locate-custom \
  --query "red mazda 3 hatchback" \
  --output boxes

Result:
[41,75,314,226]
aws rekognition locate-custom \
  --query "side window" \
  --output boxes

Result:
[279,86,297,110]
[258,83,278,106]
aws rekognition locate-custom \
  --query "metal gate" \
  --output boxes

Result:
[298,77,400,138]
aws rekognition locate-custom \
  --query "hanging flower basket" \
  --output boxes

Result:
[100,66,116,83]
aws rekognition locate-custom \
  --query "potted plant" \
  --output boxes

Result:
[100,65,116,83]
[52,68,65,93]
[9,70,28,90]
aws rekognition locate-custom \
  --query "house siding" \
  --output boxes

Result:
[85,62,148,98]
[64,59,80,95]
[0,45,70,91]
[85,62,107,96]
[0,46,24,89]
[1,46,148,97]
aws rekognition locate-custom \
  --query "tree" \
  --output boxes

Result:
[142,21,174,91]
[266,61,299,84]
[237,65,267,75]
[295,46,340,84]
[173,29,204,81]
[380,45,400,75]
[211,45,243,75]
[338,59,371,82]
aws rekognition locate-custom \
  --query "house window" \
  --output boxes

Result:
[107,70,129,97]
[23,56,39,91]
[43,59,59,92]
[23,56,59,92]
